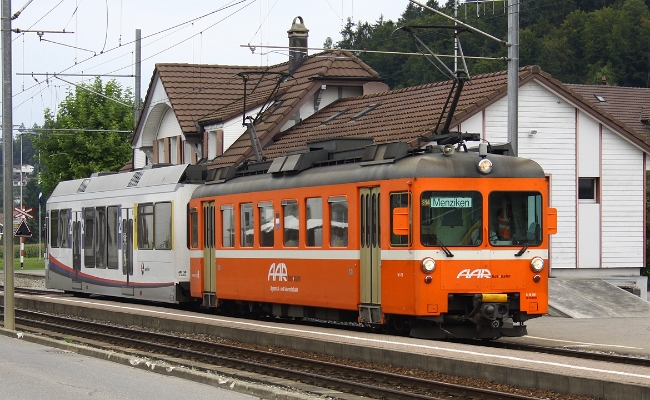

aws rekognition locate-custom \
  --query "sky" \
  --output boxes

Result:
[6,0,411,129]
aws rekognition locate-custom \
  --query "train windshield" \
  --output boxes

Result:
[420,191,482,247]
[488,191,542,246]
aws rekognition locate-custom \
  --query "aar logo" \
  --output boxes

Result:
[268,262,288,281]
[456,268,492,279]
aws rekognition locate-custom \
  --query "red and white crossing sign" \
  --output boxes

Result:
[13,207,34,219]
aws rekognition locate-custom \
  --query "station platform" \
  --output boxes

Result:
[2,291,649,400]
[0,330,261,400]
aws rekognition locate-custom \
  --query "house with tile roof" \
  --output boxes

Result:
[131,17,650,297]
[131,17,388,170]
[239,65,650,297]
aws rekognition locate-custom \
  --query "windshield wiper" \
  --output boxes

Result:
[514,241,528,257]
[432,234,454,257]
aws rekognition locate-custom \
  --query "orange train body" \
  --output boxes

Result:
[188,143,556,339]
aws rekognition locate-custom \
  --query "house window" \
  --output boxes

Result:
[157,140,165,163]
[579,178,599,202]
[170,137,178,164]
[207,130,224,159]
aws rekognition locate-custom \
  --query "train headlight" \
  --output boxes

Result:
[530,257,545,272]
[477,158,493,174]
[421,257,436,273]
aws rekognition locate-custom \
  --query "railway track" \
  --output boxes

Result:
[2,308,545,400]
[477,339,650,368]
[3,286,649,369]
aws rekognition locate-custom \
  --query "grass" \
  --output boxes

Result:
[0,258,45,271]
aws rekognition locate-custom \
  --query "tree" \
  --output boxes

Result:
[333,0,650,89]
[323,37,333,49]
[33,78,134,201]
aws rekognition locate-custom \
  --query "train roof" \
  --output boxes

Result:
[192,143,545,199]
[49,164,206,200]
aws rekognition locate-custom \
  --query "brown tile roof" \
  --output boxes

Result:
[205,50,381,167]
[134,50,380,146]
[252,67,521,161]
[213,65,650,168]
[152,64,284,134]
[565,84,650,143]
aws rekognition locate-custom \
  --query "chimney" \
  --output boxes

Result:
[288,16,309,75]
[601,75,607,85]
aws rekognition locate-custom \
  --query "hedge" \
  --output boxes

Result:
[0,244,44,259]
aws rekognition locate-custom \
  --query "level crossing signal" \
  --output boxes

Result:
[13,207,34,237]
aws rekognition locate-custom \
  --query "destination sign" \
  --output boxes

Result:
[429,197,472,208]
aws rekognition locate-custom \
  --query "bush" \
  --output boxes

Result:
[0,244,43,259]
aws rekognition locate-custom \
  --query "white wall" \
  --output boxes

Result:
[577,110,602,268]
[459,112,482,137]
[517,81,577,270]
[578,111,601,177]
[578,204,601,268]
[601,127,644,268]
[219,105,263,153]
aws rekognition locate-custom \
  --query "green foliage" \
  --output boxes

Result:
[0,244,43,259]
[334,0,650,88]
[33,78,134,201]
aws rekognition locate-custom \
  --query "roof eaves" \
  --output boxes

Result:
[132,69,162,145]
[533,76,650,154]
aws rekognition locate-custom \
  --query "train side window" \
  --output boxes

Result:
[329,196,348,247]
[50,210,60,248]
[240,203,254,247]
[137,203,154,249]
[390,192,410,246]
[96,207,107,268]
[258,202,274,247]
[221,206,234,247]
[45,216,50,252]
[59,209,70,248]
[190,208,198,248]
[154,202,172,250]
[306,198,322,247]
[83,208,96,267]
[107,206,119,269]
[282,200,299,247]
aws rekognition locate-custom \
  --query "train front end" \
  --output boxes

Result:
[384,151,557,339]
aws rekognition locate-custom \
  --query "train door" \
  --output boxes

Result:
[72,211,82,290]
[122,208,134,295]
[359,187,382,324]
[202,201,217,307]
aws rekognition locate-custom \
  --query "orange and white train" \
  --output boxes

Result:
[46,138,556,339]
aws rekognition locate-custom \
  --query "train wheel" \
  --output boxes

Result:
[385,316,412,336]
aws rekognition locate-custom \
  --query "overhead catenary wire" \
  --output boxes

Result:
[56,0,252,75]
[53,76,132,108]
[12,0,65,42]
[12,0,254,125]
[242,44,506,61]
